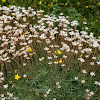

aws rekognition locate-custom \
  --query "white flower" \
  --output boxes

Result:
[23,63,27,66]
[44,94,47,97]
[0,72,3,77]
[53,98,56,100]
[3,84,8,89]
[83,22,87,24]
[7,92,10,95]
[56,82,59,85]
[54,61,58,64]
[86,97,90,100]
[53,55,58,58]
[23,74,27,78]
[9,93,13,97]
[86,89,90,93]
[47,57,52,59]
[46,89,51,94]
[98,82,100,86]
[0,77,4,81]
[74,77,78,81]
[48,62,52,65]
[90,62,94,65]
[90,72,95,76]
[81,80,85,84]
[57,85,61,88]
[94,81,99,85]
[90,91,94,96]
[61,64,65,67]
[92,57,96,60]
[46,91,50,94]
[82,70,86,74]
[48,89,51,92]
[63,55,67,59]
[1,94,4,97]
[96,61,100,65]
[44,47,49,51]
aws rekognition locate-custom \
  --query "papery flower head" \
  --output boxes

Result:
[0,72,3,77]
[3,84,8,89]
[74,77,78,81]
[90,72,95,76]
[57,85,61,88]
[81,80,85,84]
[82,70,86,74]
[56,82,59,85]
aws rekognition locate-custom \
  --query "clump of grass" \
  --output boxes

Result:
[0,6,100,100]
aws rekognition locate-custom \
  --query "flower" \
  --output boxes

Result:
[74,77,78,81]
[82,70,87,74]
[28,47,32,52]
[90,91,94,96]
[44,94,47,97]
[80,54,83,57]
[57,85,61,88]
[55,50,62,54]
[90,72,95,76]
[57,50,62,54]
[86,89,90,93]
[39,1,42,4]
[98,2,100,6]
[9,5,11,7]
[23,74,27,78]
[0,72,3,77]
[59,60,62,63]
[3,84,8,89]
[86,6,89,8]
[56,82,59,85]
[24,32,26,35]
[94,81,99,85]
[15,73,21,80]
[81,80,85,84]
[2,0,6,2]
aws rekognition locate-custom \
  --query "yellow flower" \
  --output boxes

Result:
[2,0,6,2]
[57,50,62,54]
[55,51,57,54]
[24,32,26,35]
[96,20,98,22]
[98,2,100,6]
[15,73,21,80]
[59,60,62,63]
[80,54,83,57]
[55,50,62,54]
[39,1,42,4]
[51,3,53,6]
[86,6,89,8]
[9,5,11,7]
[28,47,32,52]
